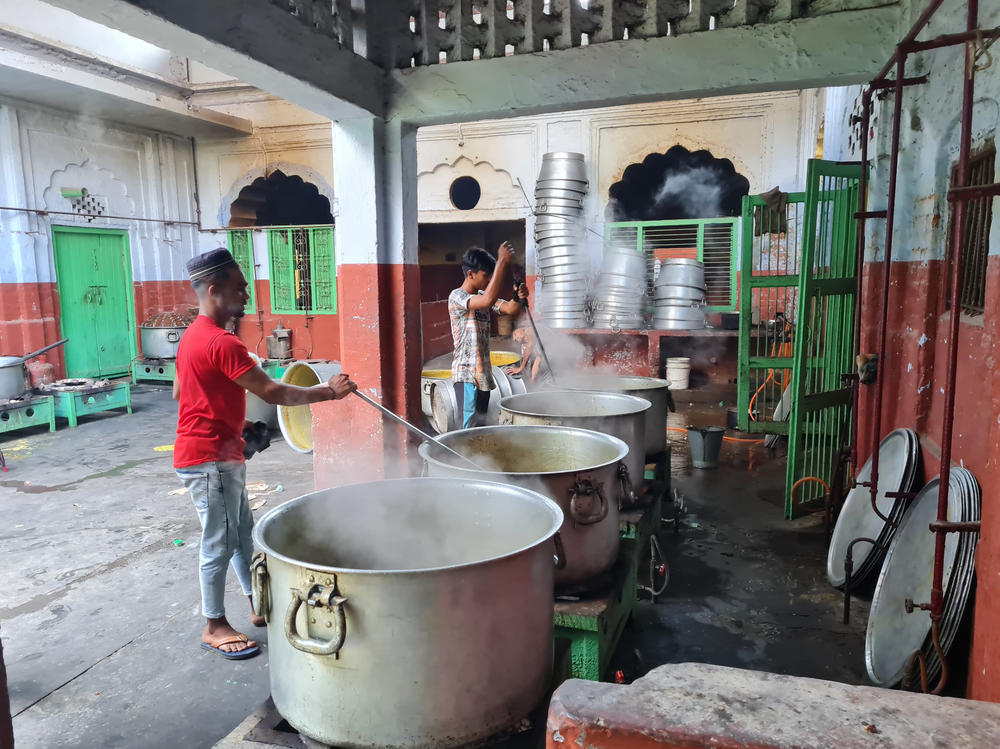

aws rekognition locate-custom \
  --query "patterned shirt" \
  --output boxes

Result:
[449,288,505,390]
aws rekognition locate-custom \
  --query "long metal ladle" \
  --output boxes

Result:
[352,390,486,471]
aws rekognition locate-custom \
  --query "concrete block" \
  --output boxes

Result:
[546,662,1000,748]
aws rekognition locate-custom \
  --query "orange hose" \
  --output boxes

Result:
[790,476,831,507]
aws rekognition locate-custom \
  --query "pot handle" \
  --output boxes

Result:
[166,330,181,343]
[284,584,348,657]
[617,463,637,509]
[251,552,270,623]
[568,479,609,525]
[553,532,567,570]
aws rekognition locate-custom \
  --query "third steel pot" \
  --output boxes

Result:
[419,425,626,586]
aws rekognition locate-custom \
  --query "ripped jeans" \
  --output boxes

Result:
[175,461,254,619]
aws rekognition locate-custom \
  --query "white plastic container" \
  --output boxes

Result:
[666,357,691,390]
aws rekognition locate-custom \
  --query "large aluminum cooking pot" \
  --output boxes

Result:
[556,374,672,455]
[252,477,563,748]
[499,390,649,492]
[139,325,186,359]
[420,426,626,585]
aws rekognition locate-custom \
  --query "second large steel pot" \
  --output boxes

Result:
[420,425,626,585]
[555,374,672,455]
[253,477,563,749]
[499,390,650,492]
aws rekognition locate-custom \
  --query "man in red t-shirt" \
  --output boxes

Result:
[174,249,355,660]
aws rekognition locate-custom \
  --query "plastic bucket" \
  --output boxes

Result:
[666,357,691,390]
[688,426,724,469]
[277,360,342,453]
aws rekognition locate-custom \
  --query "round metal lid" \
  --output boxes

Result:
[865,472,964,687]
[826,428,918,587]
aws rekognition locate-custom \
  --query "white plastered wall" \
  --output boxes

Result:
[0,98,198,285]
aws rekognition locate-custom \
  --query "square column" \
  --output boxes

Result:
[313,117,422,487]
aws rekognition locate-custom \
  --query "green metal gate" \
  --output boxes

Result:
[737,193,807,438]
[737,160,861,517]
[785,161,862,517]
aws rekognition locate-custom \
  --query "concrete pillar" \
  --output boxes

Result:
[312,117,422,488]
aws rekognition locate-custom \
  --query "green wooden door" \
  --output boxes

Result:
[52,227,136,378]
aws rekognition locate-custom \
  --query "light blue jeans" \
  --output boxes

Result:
[175,461,254,619]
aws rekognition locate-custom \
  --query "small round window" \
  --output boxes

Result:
[449,176,481,210]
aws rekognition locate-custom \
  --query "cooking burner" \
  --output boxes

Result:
[42,378,109,392]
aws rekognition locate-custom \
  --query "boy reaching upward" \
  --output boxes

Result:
[449,242,528,429]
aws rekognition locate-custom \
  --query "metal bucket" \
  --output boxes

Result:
[499,390,649,491]
[687,426,724,468]
[253,477,563,748]
[419,426,625,585]
[277,360,342,452]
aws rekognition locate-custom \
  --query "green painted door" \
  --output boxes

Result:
[52,227,136,378]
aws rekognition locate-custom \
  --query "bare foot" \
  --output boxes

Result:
[248,595,266,628]
[204,617,257,653]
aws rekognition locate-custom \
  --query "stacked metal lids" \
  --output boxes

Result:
[590,244,647,330]
[826,428,920,588]
[534,152,589,329]
[652,259,707,330]
[865,467,981,688]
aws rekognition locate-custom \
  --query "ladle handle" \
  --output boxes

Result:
[352,390,483,471]
[16,338,68,364]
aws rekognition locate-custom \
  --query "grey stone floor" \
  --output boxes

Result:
[2,385,314,749]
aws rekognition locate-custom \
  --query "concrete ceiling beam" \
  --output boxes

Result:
[39,0,386,121]
[387,4,901,126]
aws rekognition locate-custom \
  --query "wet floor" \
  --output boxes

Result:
[615,398,870,686]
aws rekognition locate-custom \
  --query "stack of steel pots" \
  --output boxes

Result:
[534,152,589,329]
[591,245,648,330]
[652,258,707,330]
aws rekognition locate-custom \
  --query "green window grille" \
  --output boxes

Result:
[267,226,337,314]
[604,217,738,312]
[227,229,256,313]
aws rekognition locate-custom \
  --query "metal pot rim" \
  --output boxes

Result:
[419,424,629,479]
[500,390,651,418]
[252,476,564,576]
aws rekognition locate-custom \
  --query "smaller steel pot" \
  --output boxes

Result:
[0,357,28,400]
[140,326,187,359]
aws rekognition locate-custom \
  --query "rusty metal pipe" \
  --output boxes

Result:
[851,93,872,470]
[929,520,982,533]
[872,0,947,82]
[867,55,908,524]
[901,27,1000,54]
[843,536,879,625]
[933,0,979,629]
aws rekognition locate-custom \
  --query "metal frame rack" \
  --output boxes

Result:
[850,0,998,694]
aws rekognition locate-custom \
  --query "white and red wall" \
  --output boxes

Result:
[823,0,1000,699]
